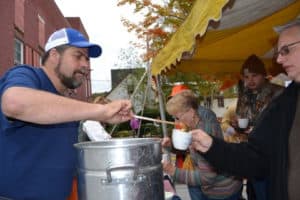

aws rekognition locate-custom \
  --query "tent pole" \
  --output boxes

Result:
[155,75,168,138]
[137,63,152,137]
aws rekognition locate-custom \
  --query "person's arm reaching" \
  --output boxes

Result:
[190,129,268,178]
[1,87,133,124]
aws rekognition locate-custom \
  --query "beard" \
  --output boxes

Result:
[55,60,85,90]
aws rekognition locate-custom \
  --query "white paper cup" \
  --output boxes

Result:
[238,118,249,129]
[172,129,192,150]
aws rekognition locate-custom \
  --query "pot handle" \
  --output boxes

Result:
[103,164,144,184]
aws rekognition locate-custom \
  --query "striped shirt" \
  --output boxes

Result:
[173,106,242,199]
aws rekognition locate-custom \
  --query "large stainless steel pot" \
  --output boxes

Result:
[74,138,164,200]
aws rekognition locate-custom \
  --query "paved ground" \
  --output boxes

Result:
[174,182,248,200]
[175,184,191,200]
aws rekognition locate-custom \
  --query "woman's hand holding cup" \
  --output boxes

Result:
[237,118,249,129]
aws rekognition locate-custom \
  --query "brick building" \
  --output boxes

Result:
[0,0,93,101]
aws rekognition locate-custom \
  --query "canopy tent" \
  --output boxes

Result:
[151,0,300,89]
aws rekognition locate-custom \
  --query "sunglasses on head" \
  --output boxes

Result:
[276,40,300,57]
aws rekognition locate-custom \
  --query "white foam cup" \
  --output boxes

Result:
[238,118,249,129]
[172,129,192,150]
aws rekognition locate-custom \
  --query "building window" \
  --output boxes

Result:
[14,38,24,65]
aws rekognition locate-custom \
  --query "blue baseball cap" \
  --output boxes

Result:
[45,28,102,57]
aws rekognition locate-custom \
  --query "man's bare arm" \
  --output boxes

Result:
[1,87,132,124]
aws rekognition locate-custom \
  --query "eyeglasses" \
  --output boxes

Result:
[172,109,191,121]
[276,40,300,57]
[173,116,180,121]
[173,113,184,121]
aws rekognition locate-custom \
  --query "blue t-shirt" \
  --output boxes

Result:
[0,65,79,199]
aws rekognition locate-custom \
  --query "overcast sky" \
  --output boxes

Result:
[54,0,137,93]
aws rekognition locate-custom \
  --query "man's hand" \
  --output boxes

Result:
[190,129,213,153]
[102,100,133,124]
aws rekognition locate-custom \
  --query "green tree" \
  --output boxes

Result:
[162,72,222,99]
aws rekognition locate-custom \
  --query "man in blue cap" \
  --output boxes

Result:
[0,28,133,199]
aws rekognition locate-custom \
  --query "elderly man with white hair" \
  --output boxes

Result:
[189,19,300,200]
